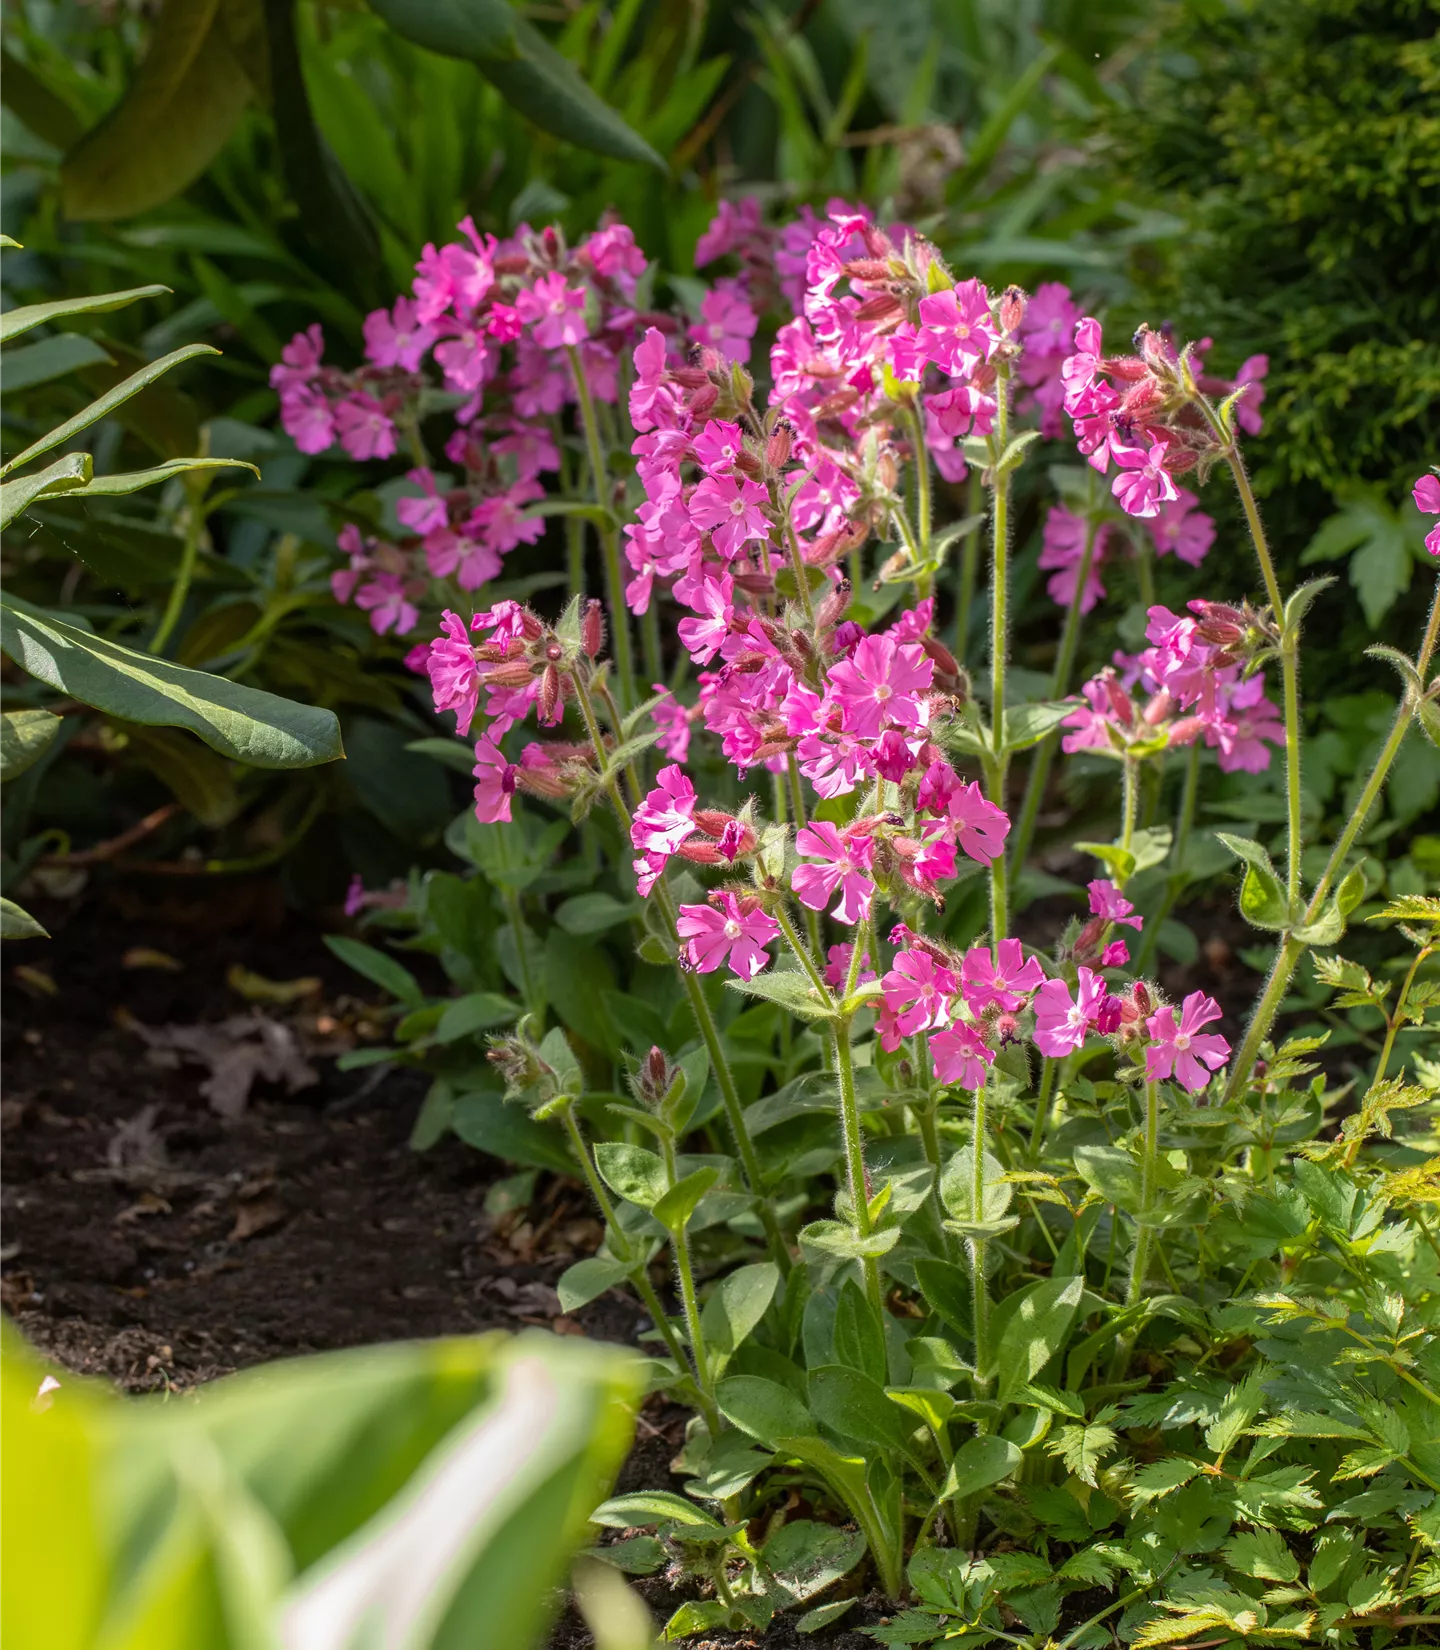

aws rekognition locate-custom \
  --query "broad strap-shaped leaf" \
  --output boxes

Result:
[59,0,258,221]
[71,456,259,500]
[0,344,218,478]
[0,598,343,768]
[0,282,170,344]
[0,896,48,940]
[0,708,63,782]
[366,0,664,169]
[0,333,114,393]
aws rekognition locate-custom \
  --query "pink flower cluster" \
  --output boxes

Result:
[1039,488,1216,615]
[1416,472,1440,556]
[1063,601,1283,775]
[1061,317,1267,520]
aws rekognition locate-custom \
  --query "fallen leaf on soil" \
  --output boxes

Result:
[74,1104,201,1192]
[227,964,322,1005]
[116,1190,172,1223]
[480,1276,566,1319]
[125,1011,319,1118]
[122,947,183,971]
[230,1195,286,1241]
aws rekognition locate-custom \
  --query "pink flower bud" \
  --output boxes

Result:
[582,598,604,658]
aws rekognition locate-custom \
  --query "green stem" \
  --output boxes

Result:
[987,362,1013,942]
[1119,754,1139,877]
[835,1014,883,1318]
[954,473,983,662]
[774,903,832,997]
[1009,515,1100,875]
[567,344,634,713]
[501,885,540,1024]
[1112,1080,1159,1381]
[904,402,933,598]
[1223,578,1440,1100]
[970,1076,991,1390]
[1027,1056,1056,1166]
[148,491,207,655]
[1368,944,1432,1097]
[565,504,586,598]
[1132,741,1200,975]
[663,1141,720,1434]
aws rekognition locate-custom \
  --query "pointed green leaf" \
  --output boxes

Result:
[0,708,62,783]
[1,896,48,939]
[0,283,170,344]
[0,453,92,530]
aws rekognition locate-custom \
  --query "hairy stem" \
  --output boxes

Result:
[904,401,933,599]
[954,473,983,662]
[1132,741,1200,975]
[835,1013,883,1318]
[970,1077,991,1391]
[568,345,634,712]
[987,362,1014,942]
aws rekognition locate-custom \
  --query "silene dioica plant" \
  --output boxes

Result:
[279,203,1440,1646]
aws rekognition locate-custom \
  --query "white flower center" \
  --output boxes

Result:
[730,498,746,515]
[724,919,742,939]
[874,684,892,700]
[1175,1033,1191,1051]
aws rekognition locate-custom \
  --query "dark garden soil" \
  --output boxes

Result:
[2,876,1263,1649]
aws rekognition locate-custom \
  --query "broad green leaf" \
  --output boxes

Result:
[808,1365,928,1470]
[762,1520,865,1603]
[0,344,218,478]
[940,1434,1022,1502]
[772,1433,904,1599]
[557,1256,633,1314]
[60,0,257,221]
[796,1219,901,1261]
[0,283,170,344]
[0,708,62,782]
[995,1276,1085,1404]
[591,1490,723,1531]
[0,453,92,530]
[594,1143,669,1211]
[913,1258,972,1340]
[652,1166,718,1231]
[121,724,240,826]
[1299,490,1419,626]
[726,967,837,1020]
[1073,1144,1142,1212]
[366,0,664,169]
[1002,700,1074,752]
[701,1263,779,1370]
[0,896,48,940]
[717,1375,813,1447]
[1239,864,1291,930]
[555,892,639,935]
[450,1088,574,1174]
[1223,1527,1300,1584]
[0,333,113,392]
[434,993,519,1042]
[324,934,424,1007]
[832,1276,887,1386]
[938,1146,1013,1230]
[0,600,343,768]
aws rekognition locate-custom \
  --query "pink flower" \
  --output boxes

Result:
[1039,506,1108,614]
[1144,991,1229,1092]
[630,327,676,432]
[271,324,325,394]
[1209,674,1283,774]
[1233,355,1268,436]
[828,634,933,740]
[695,197,764,267]
[584,222,647,285]
[1032,967,1108,1058]
[823,943,873,989]
[363,298,436,372]
[1101,940,1130,968]
[689,473,771,559]
[651,689,693,763]
[470,480,547,557]
[355,573,417,636]
[676,574,736,664]
[693,419,746,475]
[880,947,958,1039]
[396,468,449,536]
[1146,488,1215,567]
[1088,880,1143,931]
[1415,472,1440,556]
[931,1022,994,1091]
[945,780,1010,866]
[281,387,336,454]
[961,939,1046,1014]
[630,765,696,895]
[428,609,482,735]
[515,272,588,350]
[1111,436,1179,519]
[689,286,758,364]
[676,893,778,981]
[472,735,518,824]
[792,822,876,925]
[334,394,397,461]
[916,280,998,376]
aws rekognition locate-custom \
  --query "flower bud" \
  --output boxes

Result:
[582,598,605,658]
[733,449,764,479]
[812,387,861,421]
[538,663,562,724]
[732,569,776,597]
[688,383,719,420]
[918,634,961,690]
[765,420,794,470]
[1095,993,1123,1035]
[1142,688,1173,727]
[843,257,894,282]
[815,579,852,631]
[999,284,1027,333]
[483,659,540,688]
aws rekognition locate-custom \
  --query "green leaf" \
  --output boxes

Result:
[366,0,665,169]
[796,1598,857,1633]
[0,896,48,940]
[0,283,170,344]
[1239,864,1292,930]
[1073,1144,1142,1213]
[1002,700,1075,752]
[0,344,219,478]
[796,1219,901,1261]
[69,456,258,500]
[832,1276,888,1386]
[0,599,343,768]
[555,892,639,935]
[558,1256,635,1313]
[940,1435,1022,1502]
[913,1258,973,1340]
[0,453,93,530]
[726,967,837,1020]
[0,708,62,782]
[808,1365,927,1470]
[434,992,519,1043]
[1282,576,1336,635]
[583,1534,666,1574]
[60,0,258,221]
[701,1263,779,1373]
[763,1519,865,1604]
[594,1142,669,1211]
[324,935,424,1008]
[652,1166,719,1231]
[121,724,240,826]
[717,1375,813,1447]
[405,737,476,775]
[1223,1527,1300,1584]
[409,1078,453,1150]
[451,1087,574,1174]
[938,1146,1013,1231]
[1045,1411,1118,1487]
[0,333,114,393]
[995,1276,1084,1404]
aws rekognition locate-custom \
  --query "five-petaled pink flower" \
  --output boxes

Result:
[1145,992,1229,1092]
[828,635,933,740]
[880,947,958,1039]
[630,765,696,896]
[1032,967,1109,1058]
[930,1021,994,1091]
[515,272,588,350]
[690,473,771,559]
[1111,436,1180,520]
[792,822,876,925]
[1088,880,1143,931]
[823,943,874,990]
[688,286,758,364]
[472,736,517,824]
[961,939,1046,1014]
[676,893,778,981]
[916,280,999,377]
[945,781,1011,866]
[1415,472,1440,557]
